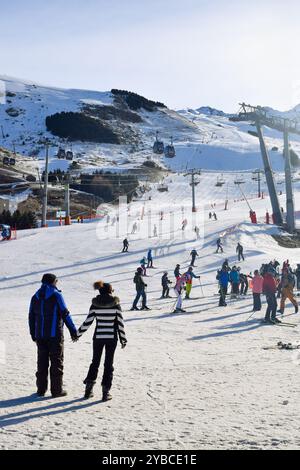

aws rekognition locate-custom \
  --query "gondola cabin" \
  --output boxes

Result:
[164,137,176,158]
[66,151,74,161]
[153,131,165,154]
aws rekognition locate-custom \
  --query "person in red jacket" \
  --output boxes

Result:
[263,267,281,324]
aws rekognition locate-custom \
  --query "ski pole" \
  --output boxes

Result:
[246,311,257,322]
[199,278,204,297]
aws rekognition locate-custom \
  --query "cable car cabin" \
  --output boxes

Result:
[164,145,176,158]
[153,140,165,154]
[66,151,74,161]
[157,183,169,193]
[3,156,10,165]
[9,158,16,166]
[57,148,66,159]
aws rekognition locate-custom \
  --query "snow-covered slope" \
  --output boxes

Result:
[2,76,300,175]
[1,172,300,450]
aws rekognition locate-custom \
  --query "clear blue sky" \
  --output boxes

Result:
[1,0,300,112]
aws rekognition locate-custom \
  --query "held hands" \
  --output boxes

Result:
[71,331,79,343]
[121,342,127,350]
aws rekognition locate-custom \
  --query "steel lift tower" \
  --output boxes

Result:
[237,103,300,232]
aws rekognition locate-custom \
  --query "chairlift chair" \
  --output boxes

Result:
[157,183,169,193]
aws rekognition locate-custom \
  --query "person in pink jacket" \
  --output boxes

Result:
[251,270,264,311]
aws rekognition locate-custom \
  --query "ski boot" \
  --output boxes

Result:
[274,318,282,324]
[295,305,299,314]
[130,307,140,311]
[141,306,151,311]
[37,389,46,397]
[277,309,284,315]
[102,387,112,402]
[84,380,95,399]
[51,390,68,398]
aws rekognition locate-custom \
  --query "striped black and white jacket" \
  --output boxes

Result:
[77,295,127,344]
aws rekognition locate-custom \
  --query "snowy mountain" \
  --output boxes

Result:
[1,76,300,174]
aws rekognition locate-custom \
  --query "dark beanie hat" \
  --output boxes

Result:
[41,273,57,284]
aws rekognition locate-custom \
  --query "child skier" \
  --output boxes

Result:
[161,272,172,298]
[173,274,187,313]
[174,264,181,280]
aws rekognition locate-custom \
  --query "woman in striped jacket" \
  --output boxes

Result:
[77,281,127,401]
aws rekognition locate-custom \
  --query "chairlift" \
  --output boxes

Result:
[157,183,169,193]
[164,136,176,158]
[234,175,245,185]
[215,175,225,187]
[153,131,165,155]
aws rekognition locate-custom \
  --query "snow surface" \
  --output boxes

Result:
[1,172,300,450]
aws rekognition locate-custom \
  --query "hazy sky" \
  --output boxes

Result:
[1,0,300,112]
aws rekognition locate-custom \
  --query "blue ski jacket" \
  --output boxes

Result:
[29,284,77,341]
[229,270,240,283]
[217,270,229,286]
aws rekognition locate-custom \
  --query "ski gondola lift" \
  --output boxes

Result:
[66,150,74,161]
[164,136,176,158]
[153,131,165,154]
[57,148,66,159]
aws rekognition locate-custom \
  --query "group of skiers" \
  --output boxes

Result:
[216,258,299,324]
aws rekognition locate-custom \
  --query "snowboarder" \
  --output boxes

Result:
[28,274,78,398]
[278,267,298,315]
[173,274,187,313]
[161,272,172,298]
[122,238,129,253]
[184,267,200,299]
[236,243,245,261]
[190,249,199,267]
[216,238,223,253]
[216,265,229,307]
[147,249,154,268]
[263,266,280,324]
[131,268,150,311]
[76,281,127,401]
[250,270,263,311]
[174,264,181,280]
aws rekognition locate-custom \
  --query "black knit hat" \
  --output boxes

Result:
[41,273,57,285]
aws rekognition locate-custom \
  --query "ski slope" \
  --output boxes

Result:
[1,173,300,450]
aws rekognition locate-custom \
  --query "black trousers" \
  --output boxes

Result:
[240,281,248,295]
[265,294,277,321]
[238,252,245,261]
[219,285,228,306]
[253,293,262,311]
[162,286,170,297]
[36,338,64,395]
[85,340,118,391]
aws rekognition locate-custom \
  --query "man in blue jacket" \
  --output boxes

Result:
[217,266,229,306]
[29,273,78,398]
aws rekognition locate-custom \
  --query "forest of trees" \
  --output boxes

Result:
[46,112,120,144]
[111,89,166,112]
[0,210,38,229]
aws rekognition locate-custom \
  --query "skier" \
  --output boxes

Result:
[184,267,200,299]
[122,238,129,253]
[182,219,188,231]
[1,224,11,241]
[266,211,270,225]
[229,266,240,299]
[28,274,78,398]
[140,257,147,276]
[173,274,187,313]
[213,213,217,221]
[250,270,264,311]
[236,243,245,261]
[295,264,300,291]
[216,237,223,253]
[239,270,249,296]
[174,264,181,280]
[190,249,199,267]
[209,212,212,220]
[216,265,229,307]
[161,272,172,298]
[263,266,280,324]
[153,225,158,237]
[131,222,138,234]
[278,267,298,315]
[131,268,150,311]
[194,226,200,240]
[76,281,127,401]
[147,249,154,268]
